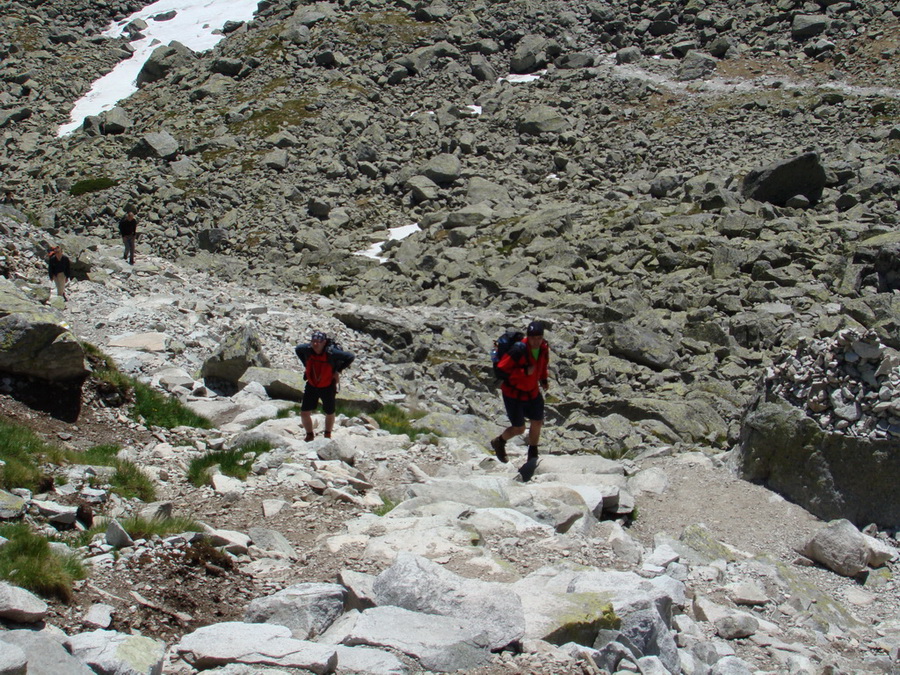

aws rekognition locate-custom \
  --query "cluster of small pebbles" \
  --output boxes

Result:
[766,329,900,440]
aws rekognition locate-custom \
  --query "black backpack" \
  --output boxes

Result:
[491,330,525,380]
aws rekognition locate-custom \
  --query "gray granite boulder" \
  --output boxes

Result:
[342,605,491,672]
[136,41,195,86]
[0,278,87,381]
[373,553,525,650]
[0,582,48,623]
[517,105,569,135]
[67,630,166,675]
[0,637,27,675]
[129,130,181,160]
[735,396,900,528]
[244,582,346,639]
[202,325,271,385]
[176,622,337,672]
[800,519,869,577]
[741,152,827,206]
[0,630,94,675]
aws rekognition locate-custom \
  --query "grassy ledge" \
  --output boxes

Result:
[84,342,212,430]
[337,403,439,440]
[0,523,86,601]
[187,439,273,487]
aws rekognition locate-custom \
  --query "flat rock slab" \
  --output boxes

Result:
[176,622,337,672]
[108,332,168,351]
[343,605,491,672]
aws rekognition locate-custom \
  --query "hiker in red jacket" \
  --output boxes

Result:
[295,330,355,442]
[490,320,550,481]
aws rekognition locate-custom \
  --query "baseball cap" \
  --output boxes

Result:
[526,321,545,336]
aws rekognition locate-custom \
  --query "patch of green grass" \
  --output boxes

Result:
[229,98,316,137]
[338,403,438,440]
[373,495,397,516]
[186,440,272,487]
[70,177,118,196]
[276,405,301,419]
[12,25,42,51]
[72,444,156,501]
[118,515,203,540]
[110,461,156,501]
[595,445,636,461]
[132,381,212,430]
[0,523,86,601]
[78,444,120,464]
[84,342,211,429]
[0,415,65,492]
[200,147,237,164]
[341,11,434,48]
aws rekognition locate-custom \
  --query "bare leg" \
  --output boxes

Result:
[324,413,335,437]
[501,425,526,441]
[527,420,543,446]
[301,410,314,440]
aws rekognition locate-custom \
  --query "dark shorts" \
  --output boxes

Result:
[503,393,544,428]
[301,383,337,415]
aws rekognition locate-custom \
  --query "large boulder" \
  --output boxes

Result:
[0,582,48,622]
[129,130,180,160]
[373,553,525,651]
[244,583,346,639]
[201,325,270,385]
[741,152,827,206]
[517,105,570,135]
[1,629,94,675]
[68,630,166,675]
[136,41,195,86]
[733,395,900,529]
[0,278,87,381]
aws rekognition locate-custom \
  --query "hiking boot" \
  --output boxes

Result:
[518,457,538,482]
[304,432,315,442]
[490,437,508,463]
[324,430,332,439]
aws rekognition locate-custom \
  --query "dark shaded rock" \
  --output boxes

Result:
[791,15,830,41]
[198,228,228,253]
[734,395,900,529]
[334,311,413,351]
[136,41,195,86]
[602,322,678,371]
[129,131,180,160]
[741,152,826,206]
[0,278,87,381]
[201,325,271,384]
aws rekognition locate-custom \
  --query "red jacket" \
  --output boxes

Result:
[498,338,549,400]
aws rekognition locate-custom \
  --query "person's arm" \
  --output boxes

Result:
[294,344,310,365]
[539,344,549,382]
[497,343,527,379]
[332,348,355,372]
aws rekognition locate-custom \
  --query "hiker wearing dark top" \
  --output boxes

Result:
[490,320,550,482]
[47,246,72,301]
[118,211,138,264]
[295,330,355,442]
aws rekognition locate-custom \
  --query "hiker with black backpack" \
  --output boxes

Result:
[295,330,355,442]
[490,320,550,482]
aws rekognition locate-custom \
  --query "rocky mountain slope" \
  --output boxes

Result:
[1,0,900,673]
[2,0,899,460]
[0,210,899,675]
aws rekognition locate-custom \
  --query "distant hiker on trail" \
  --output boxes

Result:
[2,190,17,205]
[47,245,72,301]
[490,320,550,482]
[295,330,355,442]
[118,211,138,264]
